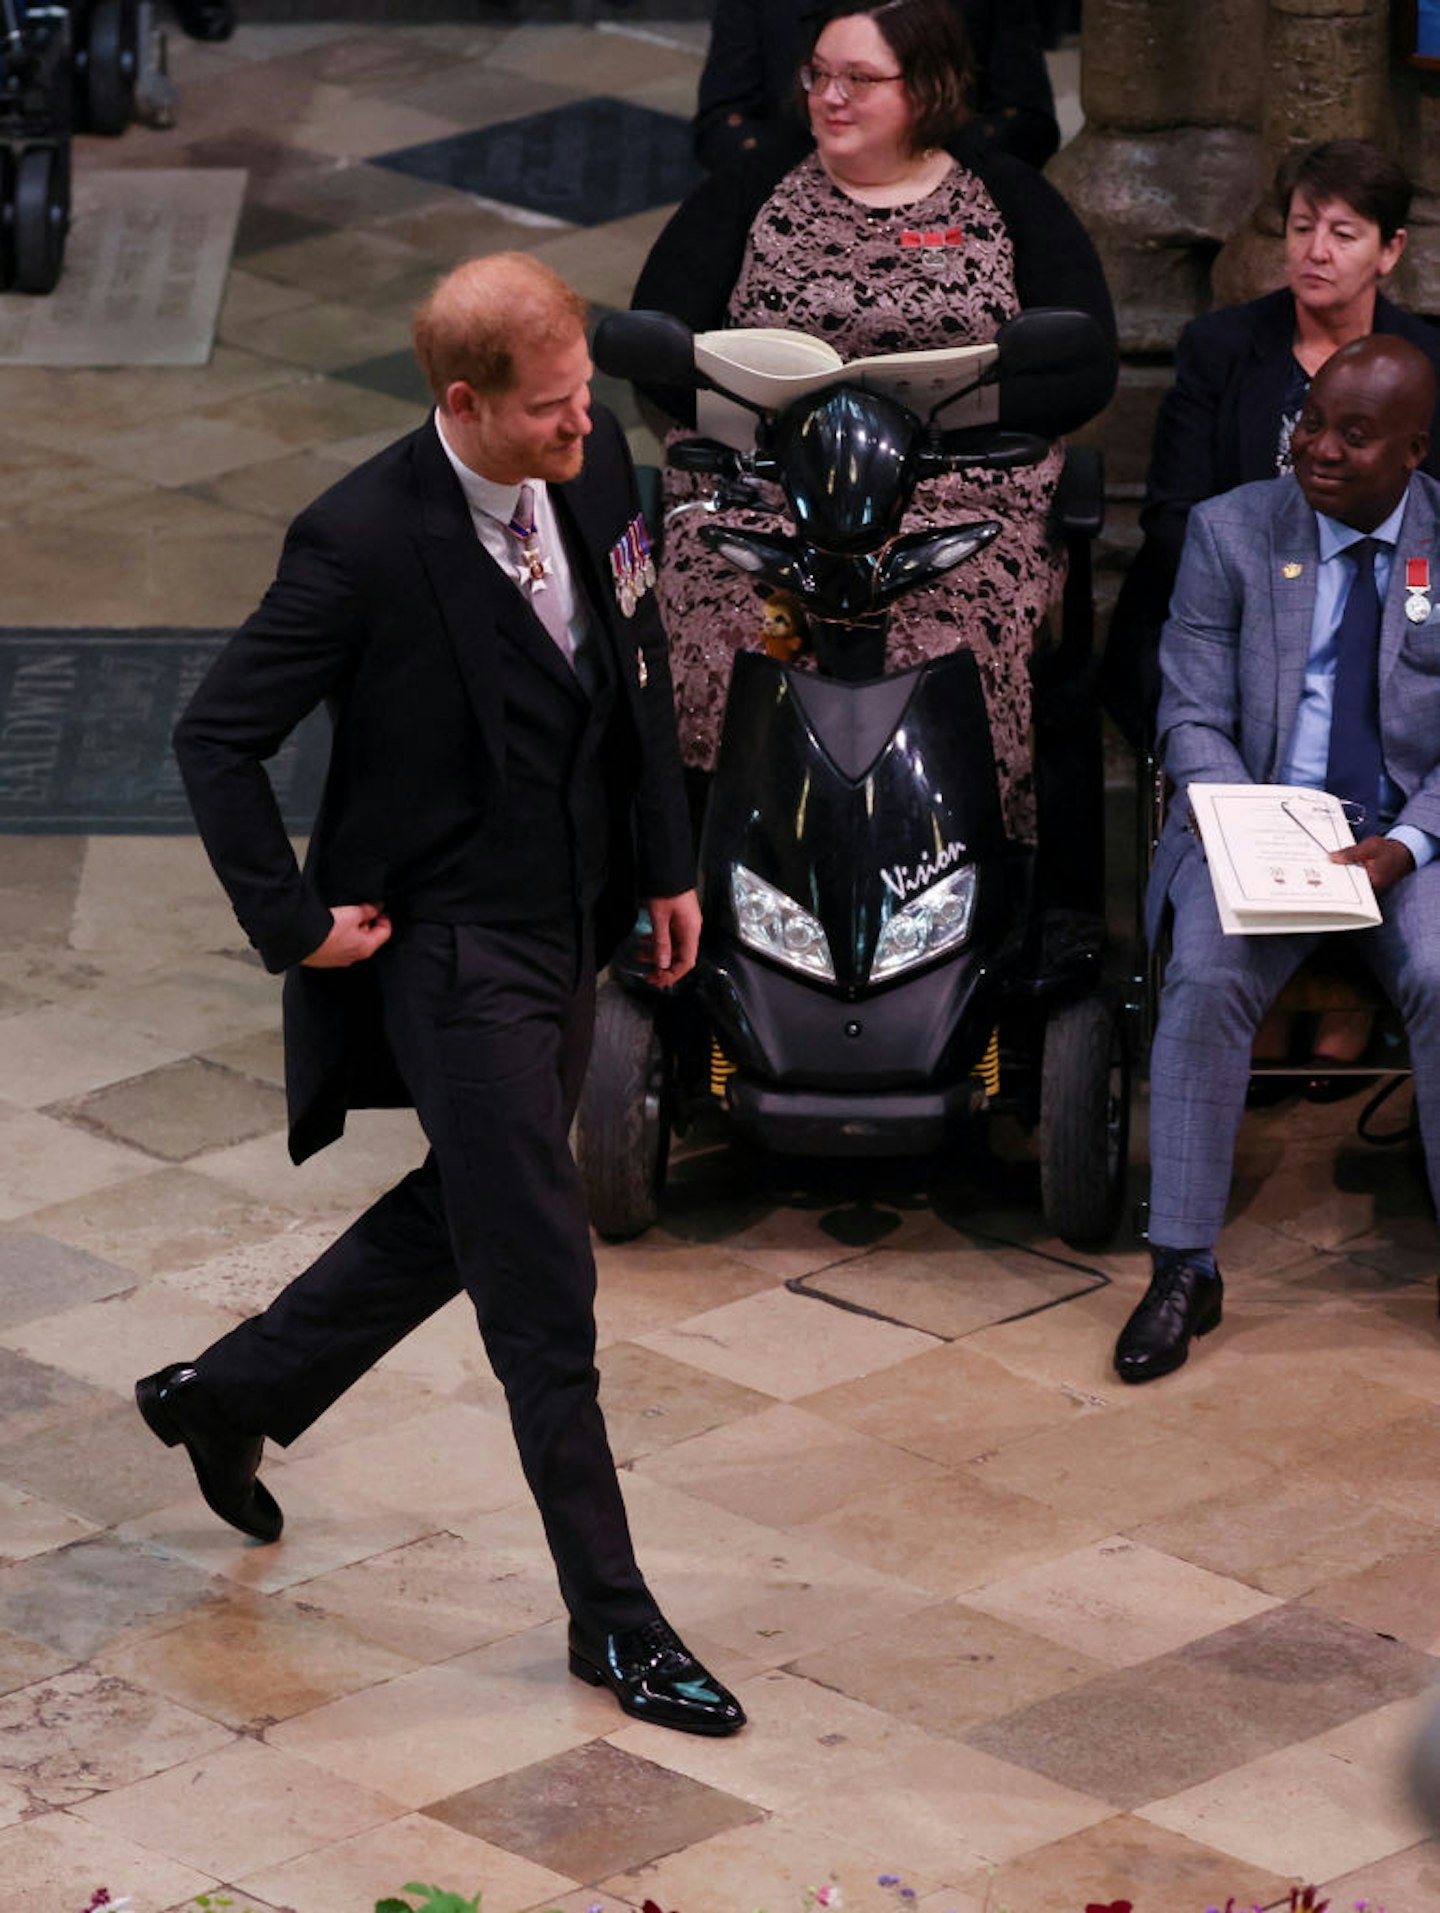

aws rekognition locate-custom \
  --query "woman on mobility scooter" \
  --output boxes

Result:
[632,0,1116,856]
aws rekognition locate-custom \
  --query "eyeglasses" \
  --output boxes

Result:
[799,61,905,103]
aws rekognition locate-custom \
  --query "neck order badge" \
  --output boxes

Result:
[506,484,574,660]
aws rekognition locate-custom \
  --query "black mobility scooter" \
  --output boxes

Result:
[576,307,1126,1248]
[0,0,70,291]
[1,0,143,293]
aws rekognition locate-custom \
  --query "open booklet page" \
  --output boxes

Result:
[1187,782,1381,935]
[693,327,999,450]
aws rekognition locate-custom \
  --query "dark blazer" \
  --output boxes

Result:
[693,0,1059,172]
[1141,288,1440,573]
[1104,288,1440,743]
[1146,470,1440,943]
[174,405,693,1162]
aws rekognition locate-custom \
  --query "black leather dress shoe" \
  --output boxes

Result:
[175,0,235,40]
[568,1618,745,1735]
[1302,1072,1378,1104]
[135,1363,283,1542]
[1245,1073,1297,1108]
[1113,1260,1223,1384]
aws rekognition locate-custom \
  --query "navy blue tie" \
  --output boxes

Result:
[1324,537,1384,840]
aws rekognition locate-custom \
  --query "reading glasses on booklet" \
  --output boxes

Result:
[1185,793,1366,852]
[1280,795,1367,853]
[799,62,905,101]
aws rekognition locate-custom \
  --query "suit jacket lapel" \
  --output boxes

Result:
[1384,482,1437,685]
[556,455,650,707]
[1269,480,1319,749]
[1236,292,1299,481]
[410,426,580,767]
[555,466,617,644]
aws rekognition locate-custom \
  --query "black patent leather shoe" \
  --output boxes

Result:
[175,0,235,40]
[1302,1072,1378,1104]
[1113,1260,1223,1384]
[135,1363,283,1542]
[568,1618,745,1735]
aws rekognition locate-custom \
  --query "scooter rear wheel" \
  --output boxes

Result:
[1039,985,1129,1246]
[80,0,140,136]
[575,976,672,1242]
[12,146,68,295]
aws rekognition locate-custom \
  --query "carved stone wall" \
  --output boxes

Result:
[1056,0,1440,566]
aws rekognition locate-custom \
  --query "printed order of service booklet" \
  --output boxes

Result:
[693,326,999,449]
[1187,782,1381,935]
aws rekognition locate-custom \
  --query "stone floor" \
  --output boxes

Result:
[1,17,1439,1913]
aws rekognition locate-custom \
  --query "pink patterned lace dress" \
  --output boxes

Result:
[656,153,1064,842]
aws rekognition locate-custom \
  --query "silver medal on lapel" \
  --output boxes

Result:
[609,540,638,619]
[1405,557,1432,623]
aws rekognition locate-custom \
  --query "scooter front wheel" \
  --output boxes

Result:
[575,976,671,1241]
[1039,986,1129,1246]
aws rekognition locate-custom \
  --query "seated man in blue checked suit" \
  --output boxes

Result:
[1117,333,1440,1383]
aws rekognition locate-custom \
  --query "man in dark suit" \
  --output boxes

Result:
[693,0,1059,171]
[1116,334,1440,1383]
[136,253,744,1738]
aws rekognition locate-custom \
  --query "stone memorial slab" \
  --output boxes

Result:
[0,629,328,832]
[0,171,247,368]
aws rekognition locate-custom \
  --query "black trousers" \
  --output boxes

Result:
[195,916,656,1633]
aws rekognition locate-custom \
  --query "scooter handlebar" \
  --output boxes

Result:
[987,309,1116,439]
[917,429,1051,475]
[667,438,743,475]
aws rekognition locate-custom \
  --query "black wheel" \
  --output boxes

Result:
[0,147,14,291]
[82,0,140,135]
[1039,986,1129,1246]
[12,147,69,296]
[575,977,672,1242]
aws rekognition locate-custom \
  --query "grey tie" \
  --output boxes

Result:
[507,483,576,665]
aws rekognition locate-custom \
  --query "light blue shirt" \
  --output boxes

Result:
[1277,495,1436,870]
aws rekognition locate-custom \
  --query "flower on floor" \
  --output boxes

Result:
[1210,1893,1382,1913]
[375,1886,483,1913]
[80,1894,132,1913]
[378,1877,1383,1913]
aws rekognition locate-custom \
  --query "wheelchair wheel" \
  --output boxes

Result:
[81,0,139,135]
[0,148,14,291]
[1039,985,1128,1246]
[12,146,69,295]
[575,976,671,1241]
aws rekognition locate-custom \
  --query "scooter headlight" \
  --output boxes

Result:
[871,865,978,980]
[731,863,835,982]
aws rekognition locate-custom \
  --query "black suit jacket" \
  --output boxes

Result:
[174,404,693,1162]
[693,0,1059,172]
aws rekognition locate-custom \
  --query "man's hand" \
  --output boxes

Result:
[302,902,393,968]
[1330,835,1416,897]
[642,889,701,987]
